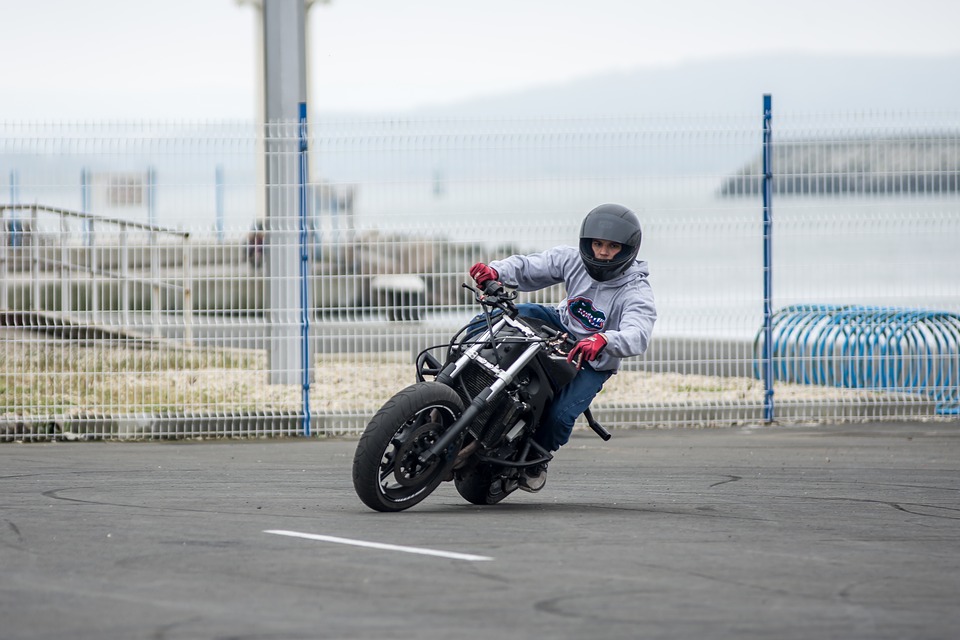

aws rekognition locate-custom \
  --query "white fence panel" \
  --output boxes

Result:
[1,111,958,440]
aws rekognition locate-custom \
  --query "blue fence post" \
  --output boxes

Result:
[762,94,775,423]
[298,102,312,437]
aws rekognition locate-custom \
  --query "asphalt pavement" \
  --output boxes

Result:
[2,421,958,640]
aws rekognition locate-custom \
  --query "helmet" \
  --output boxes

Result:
[579,203,642,282]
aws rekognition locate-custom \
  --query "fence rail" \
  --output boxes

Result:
[2,109,959,440]
[1,203,193,344]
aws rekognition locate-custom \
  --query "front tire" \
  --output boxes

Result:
[353,382,465,512]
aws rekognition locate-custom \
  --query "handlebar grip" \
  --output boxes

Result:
[482,279,505,296]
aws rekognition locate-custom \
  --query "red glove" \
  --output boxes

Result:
[469,262,499,286]
[567,333,607,369]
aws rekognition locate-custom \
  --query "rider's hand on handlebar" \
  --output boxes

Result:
[469,262,499,287]
[567,333,607,369]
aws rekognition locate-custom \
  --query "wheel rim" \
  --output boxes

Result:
[376,404,459,504]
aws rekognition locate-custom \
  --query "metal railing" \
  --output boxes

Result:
[1,203,193,344]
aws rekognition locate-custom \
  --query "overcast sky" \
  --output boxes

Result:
[4,0,960,120]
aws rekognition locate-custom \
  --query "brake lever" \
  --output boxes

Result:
[573,351,584,370]
[556,332,584,370]
[464,281,517,308]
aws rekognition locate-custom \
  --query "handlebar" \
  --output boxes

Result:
[459,281,613,441]
[463,281,519,316]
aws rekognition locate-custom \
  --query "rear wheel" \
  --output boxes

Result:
[353,382,464,512]
[455,464,514,505]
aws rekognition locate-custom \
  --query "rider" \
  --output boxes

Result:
[468,203,657,492]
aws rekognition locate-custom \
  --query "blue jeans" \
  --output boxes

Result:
[468,303,612,452]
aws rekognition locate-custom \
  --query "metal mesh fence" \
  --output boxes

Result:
[2,110,958,440]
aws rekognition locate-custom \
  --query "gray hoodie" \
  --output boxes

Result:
[490,245,656,373]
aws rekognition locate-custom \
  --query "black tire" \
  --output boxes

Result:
[454,465,494,505]
[353,382,465,512]
[455,464,513,506]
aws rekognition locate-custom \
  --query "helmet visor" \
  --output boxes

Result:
[581,213,640,245]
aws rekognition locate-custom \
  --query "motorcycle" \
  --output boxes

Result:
[352,280,611,512]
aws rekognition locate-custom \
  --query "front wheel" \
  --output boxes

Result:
[353,382,465,512]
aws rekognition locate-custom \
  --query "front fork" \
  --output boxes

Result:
[419,322,543,465]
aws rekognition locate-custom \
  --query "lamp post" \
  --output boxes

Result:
[236,0,327,386]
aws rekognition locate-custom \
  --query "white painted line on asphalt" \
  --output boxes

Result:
[264,529,493,562]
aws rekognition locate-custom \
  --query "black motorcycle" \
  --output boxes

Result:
[352,280,611,512]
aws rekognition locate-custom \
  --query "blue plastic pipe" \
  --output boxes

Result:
[756,305,960,413]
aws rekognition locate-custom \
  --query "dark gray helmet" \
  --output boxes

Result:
[579,203,642,282]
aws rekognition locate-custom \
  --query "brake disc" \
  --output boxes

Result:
[392,420,444,487]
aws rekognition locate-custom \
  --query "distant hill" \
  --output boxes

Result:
[360,53,960,118]
[306,54,960,187]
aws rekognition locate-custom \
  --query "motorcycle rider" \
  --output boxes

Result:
[468,203,657,492]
